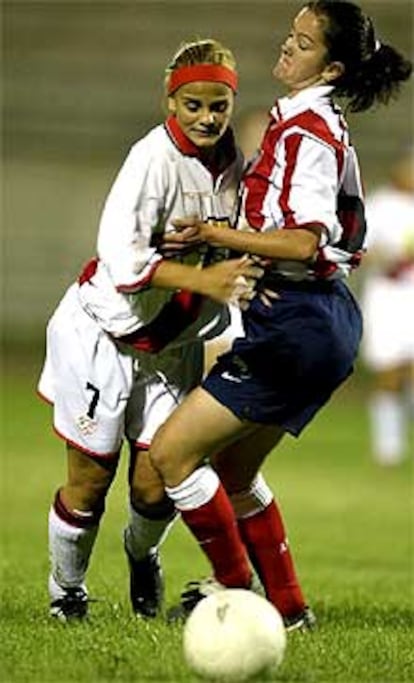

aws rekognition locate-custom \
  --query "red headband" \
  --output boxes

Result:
[168,64,238,95]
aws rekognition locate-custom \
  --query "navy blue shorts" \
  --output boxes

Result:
[203,279,363,436]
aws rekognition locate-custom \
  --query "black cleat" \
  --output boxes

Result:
[50,586,88,622]
[124,539,163,618]
[166,578,226,624]
[166,574,265,624]
[283,606,316,632]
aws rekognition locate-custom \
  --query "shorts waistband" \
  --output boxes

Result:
[262,274,336,293]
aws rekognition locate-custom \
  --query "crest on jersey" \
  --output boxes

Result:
[76,414,98,435]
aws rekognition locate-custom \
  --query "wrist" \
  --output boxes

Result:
[204,219,231,244]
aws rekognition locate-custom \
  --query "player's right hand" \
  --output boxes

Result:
[199,255,264,308]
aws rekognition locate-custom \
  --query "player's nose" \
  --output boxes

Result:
[200,110,216,124]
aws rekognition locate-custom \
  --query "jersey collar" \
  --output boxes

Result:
[271,85,334,122]
[165,114,200,156]
[165,114,237,177]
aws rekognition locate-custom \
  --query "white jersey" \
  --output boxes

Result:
[360,184,414,368]
[364,186,414,282]
[38,117,244,456]
[239,85,366,281]
[78,116,243,348]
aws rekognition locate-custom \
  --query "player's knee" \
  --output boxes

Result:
[130,478,166,507]
[60,479,109,515]
[65,469,113,510]
[148,426,171,476]
[65,444,117,509]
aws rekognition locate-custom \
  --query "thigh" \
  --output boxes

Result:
[63,444,119,511]
[126,342,204,448]
[212,425,284,493]
[149,386,257,484]
[204,305,244,375]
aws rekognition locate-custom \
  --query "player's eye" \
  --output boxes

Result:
[211,101,229,113]
[185,100,201,112]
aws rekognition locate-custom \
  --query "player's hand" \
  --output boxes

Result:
[161,216,203,255]
[200,255,264,308]
[171,217,227,247]
[259,288,280,306]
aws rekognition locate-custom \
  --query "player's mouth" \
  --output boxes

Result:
[192,128,220,138]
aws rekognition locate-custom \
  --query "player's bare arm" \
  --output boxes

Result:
[170,217,321,261]
[151,256,263,306]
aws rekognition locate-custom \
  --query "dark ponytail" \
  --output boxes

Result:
[307,0,412,112]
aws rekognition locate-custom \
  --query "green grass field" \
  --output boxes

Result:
[1,354,413,682]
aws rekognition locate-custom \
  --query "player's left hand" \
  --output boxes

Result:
[161,226,202,254]
[170,217,226,247]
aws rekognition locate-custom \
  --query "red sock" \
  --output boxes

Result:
[237,500,306,617]
[180,483,251,588]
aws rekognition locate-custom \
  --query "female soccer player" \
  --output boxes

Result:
[38,38,264,622]
[360,150,414,466]
[148,1,413,626]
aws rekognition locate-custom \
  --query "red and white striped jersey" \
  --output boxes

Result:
[239,85,366,280]
[77,116,242,347]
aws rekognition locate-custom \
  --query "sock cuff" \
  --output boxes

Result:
[230,472,273,519]
[53,489,103,529]
[129,496,176,521]
[166,466,220,511]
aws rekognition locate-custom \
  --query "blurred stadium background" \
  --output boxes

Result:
[2,0,413,344]
[1,8,413,679]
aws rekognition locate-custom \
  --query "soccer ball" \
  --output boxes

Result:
[183,589,287,681]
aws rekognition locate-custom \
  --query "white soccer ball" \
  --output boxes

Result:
[183,588,287,681]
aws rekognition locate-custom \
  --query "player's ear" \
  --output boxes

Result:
[167,96,177,114]
[322,61,345,83]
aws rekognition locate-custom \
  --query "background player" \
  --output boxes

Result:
[360,149,414,465]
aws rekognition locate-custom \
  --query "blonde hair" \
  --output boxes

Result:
[165,39,237,93]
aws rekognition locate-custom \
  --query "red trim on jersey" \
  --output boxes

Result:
[165,114,200,156]
[115,258,164,293]
[167,64,238,95]
[78,255,163,294]
[78,257,99,285]
[243,108,346,231]
[279,133,302,225]
[37,389,53,405]
[350,252,363,268]
[313,249,339,278]
[134,441,150,451]
[117,289,204,353]
[165,115,237,180]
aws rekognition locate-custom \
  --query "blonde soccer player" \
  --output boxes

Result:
[38,38,264,621]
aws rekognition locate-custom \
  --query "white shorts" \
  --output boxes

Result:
[38,284,204,458]
[361,277,414,369]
